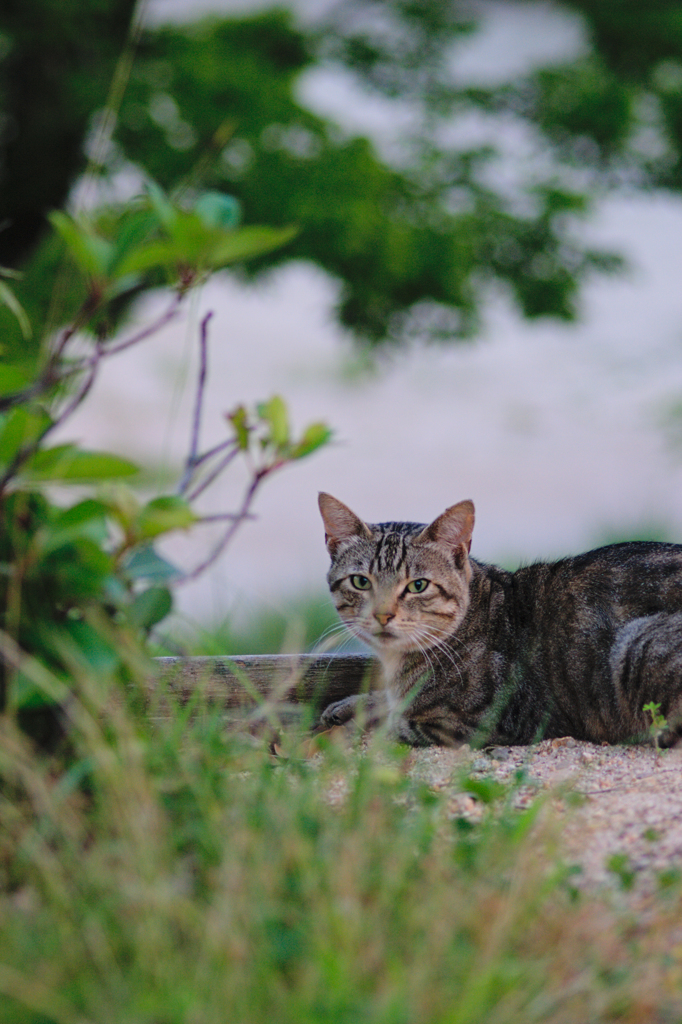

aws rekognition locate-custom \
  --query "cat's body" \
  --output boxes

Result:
[318,493,682,748]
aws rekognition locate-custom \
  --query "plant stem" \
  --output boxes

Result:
[101,292,184,359]
[185,447,240,503]
[0,292,183,493]
[177,469,269,585]
[177,310,212,495]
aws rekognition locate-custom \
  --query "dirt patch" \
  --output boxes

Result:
[406,739,682,895]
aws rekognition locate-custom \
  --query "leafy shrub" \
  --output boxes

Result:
[0,181,330,738]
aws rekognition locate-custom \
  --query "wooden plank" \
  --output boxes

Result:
[155,653,378,709]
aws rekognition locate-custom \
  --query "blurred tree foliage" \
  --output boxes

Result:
[0,0,137,265]
[2,0,682,348]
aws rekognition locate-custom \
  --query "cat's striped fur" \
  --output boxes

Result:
[318,492,682,748]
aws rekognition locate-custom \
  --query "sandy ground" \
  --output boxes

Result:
[404,739,682,896]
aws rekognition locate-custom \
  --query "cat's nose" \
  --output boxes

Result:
[375,611,395,627]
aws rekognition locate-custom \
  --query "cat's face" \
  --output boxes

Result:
[319,493,475,657]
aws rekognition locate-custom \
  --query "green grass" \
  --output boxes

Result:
[155,593,357,657]
[1,661,682,1023]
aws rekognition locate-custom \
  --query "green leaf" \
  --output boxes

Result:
[0,280,31,339]
[260,395,289,448]
[0,362,36,397]
[104,272,144,300]
[166,209,226,252]
[97,483,141,529]
[205,224,297,268]
[53,498,111,530]
[114,239,188,277]
[135,495,196,539]
[20,445,139,483]
[61,619,120,673]
[145,180,177,231]
[37,537,114,597]
[54,756,97,799]
[116,219,296,277]
[0,407,52,468]
[194,191,241,229]
[49,211,113,279]
[228,405,250,450]
[108,207,160,274]
[122,544,181,583]
[40,499,110,554]
[290,422,332,460]
[128,585,173,630]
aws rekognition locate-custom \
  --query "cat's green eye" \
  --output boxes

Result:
[350,574,372,591]
[406,578,429,594]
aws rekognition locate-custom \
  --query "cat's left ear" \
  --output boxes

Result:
[418,500,475,562]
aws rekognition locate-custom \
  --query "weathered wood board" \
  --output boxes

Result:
[155,653,377,710]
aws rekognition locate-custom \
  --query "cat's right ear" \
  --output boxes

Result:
[318,493,372,553]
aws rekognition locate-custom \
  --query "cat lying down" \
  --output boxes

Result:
[318,493,682,748]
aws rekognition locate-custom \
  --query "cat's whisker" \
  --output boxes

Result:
[410,636,437,683]
[415,630,464,686]
[312,622,356,653]
[314,621,349,643]
[314,634,351,654]
[424,629,467,667]
[426,626,467,652]
[411,622,462,659]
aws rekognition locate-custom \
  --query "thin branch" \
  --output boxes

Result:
[190,435,239,470]
[53,323,79,358]
[58,292,184,378]
[177,469,270,585]
[56,292,184,386]
[193,512,257,524]
[178,310,212,495]
[101,291,184,359]
[0,291,185,494]
[50,347,103,432]
[191,311,212,460]
[0,349,104,495]
[47,289,104,362]
[0,322,78,412]
[186,446,240,503]
[0,373,58,413]
[0,291,183,417]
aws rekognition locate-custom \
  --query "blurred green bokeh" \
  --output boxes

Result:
[5,1,682,354]
[155,592,362,657]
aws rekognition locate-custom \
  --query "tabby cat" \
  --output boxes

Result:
[318,492,682,748]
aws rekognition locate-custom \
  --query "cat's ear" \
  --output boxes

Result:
[318,493,372,553]
[418,500,475,562]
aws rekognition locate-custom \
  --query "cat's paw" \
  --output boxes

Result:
[319,695,361,728]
